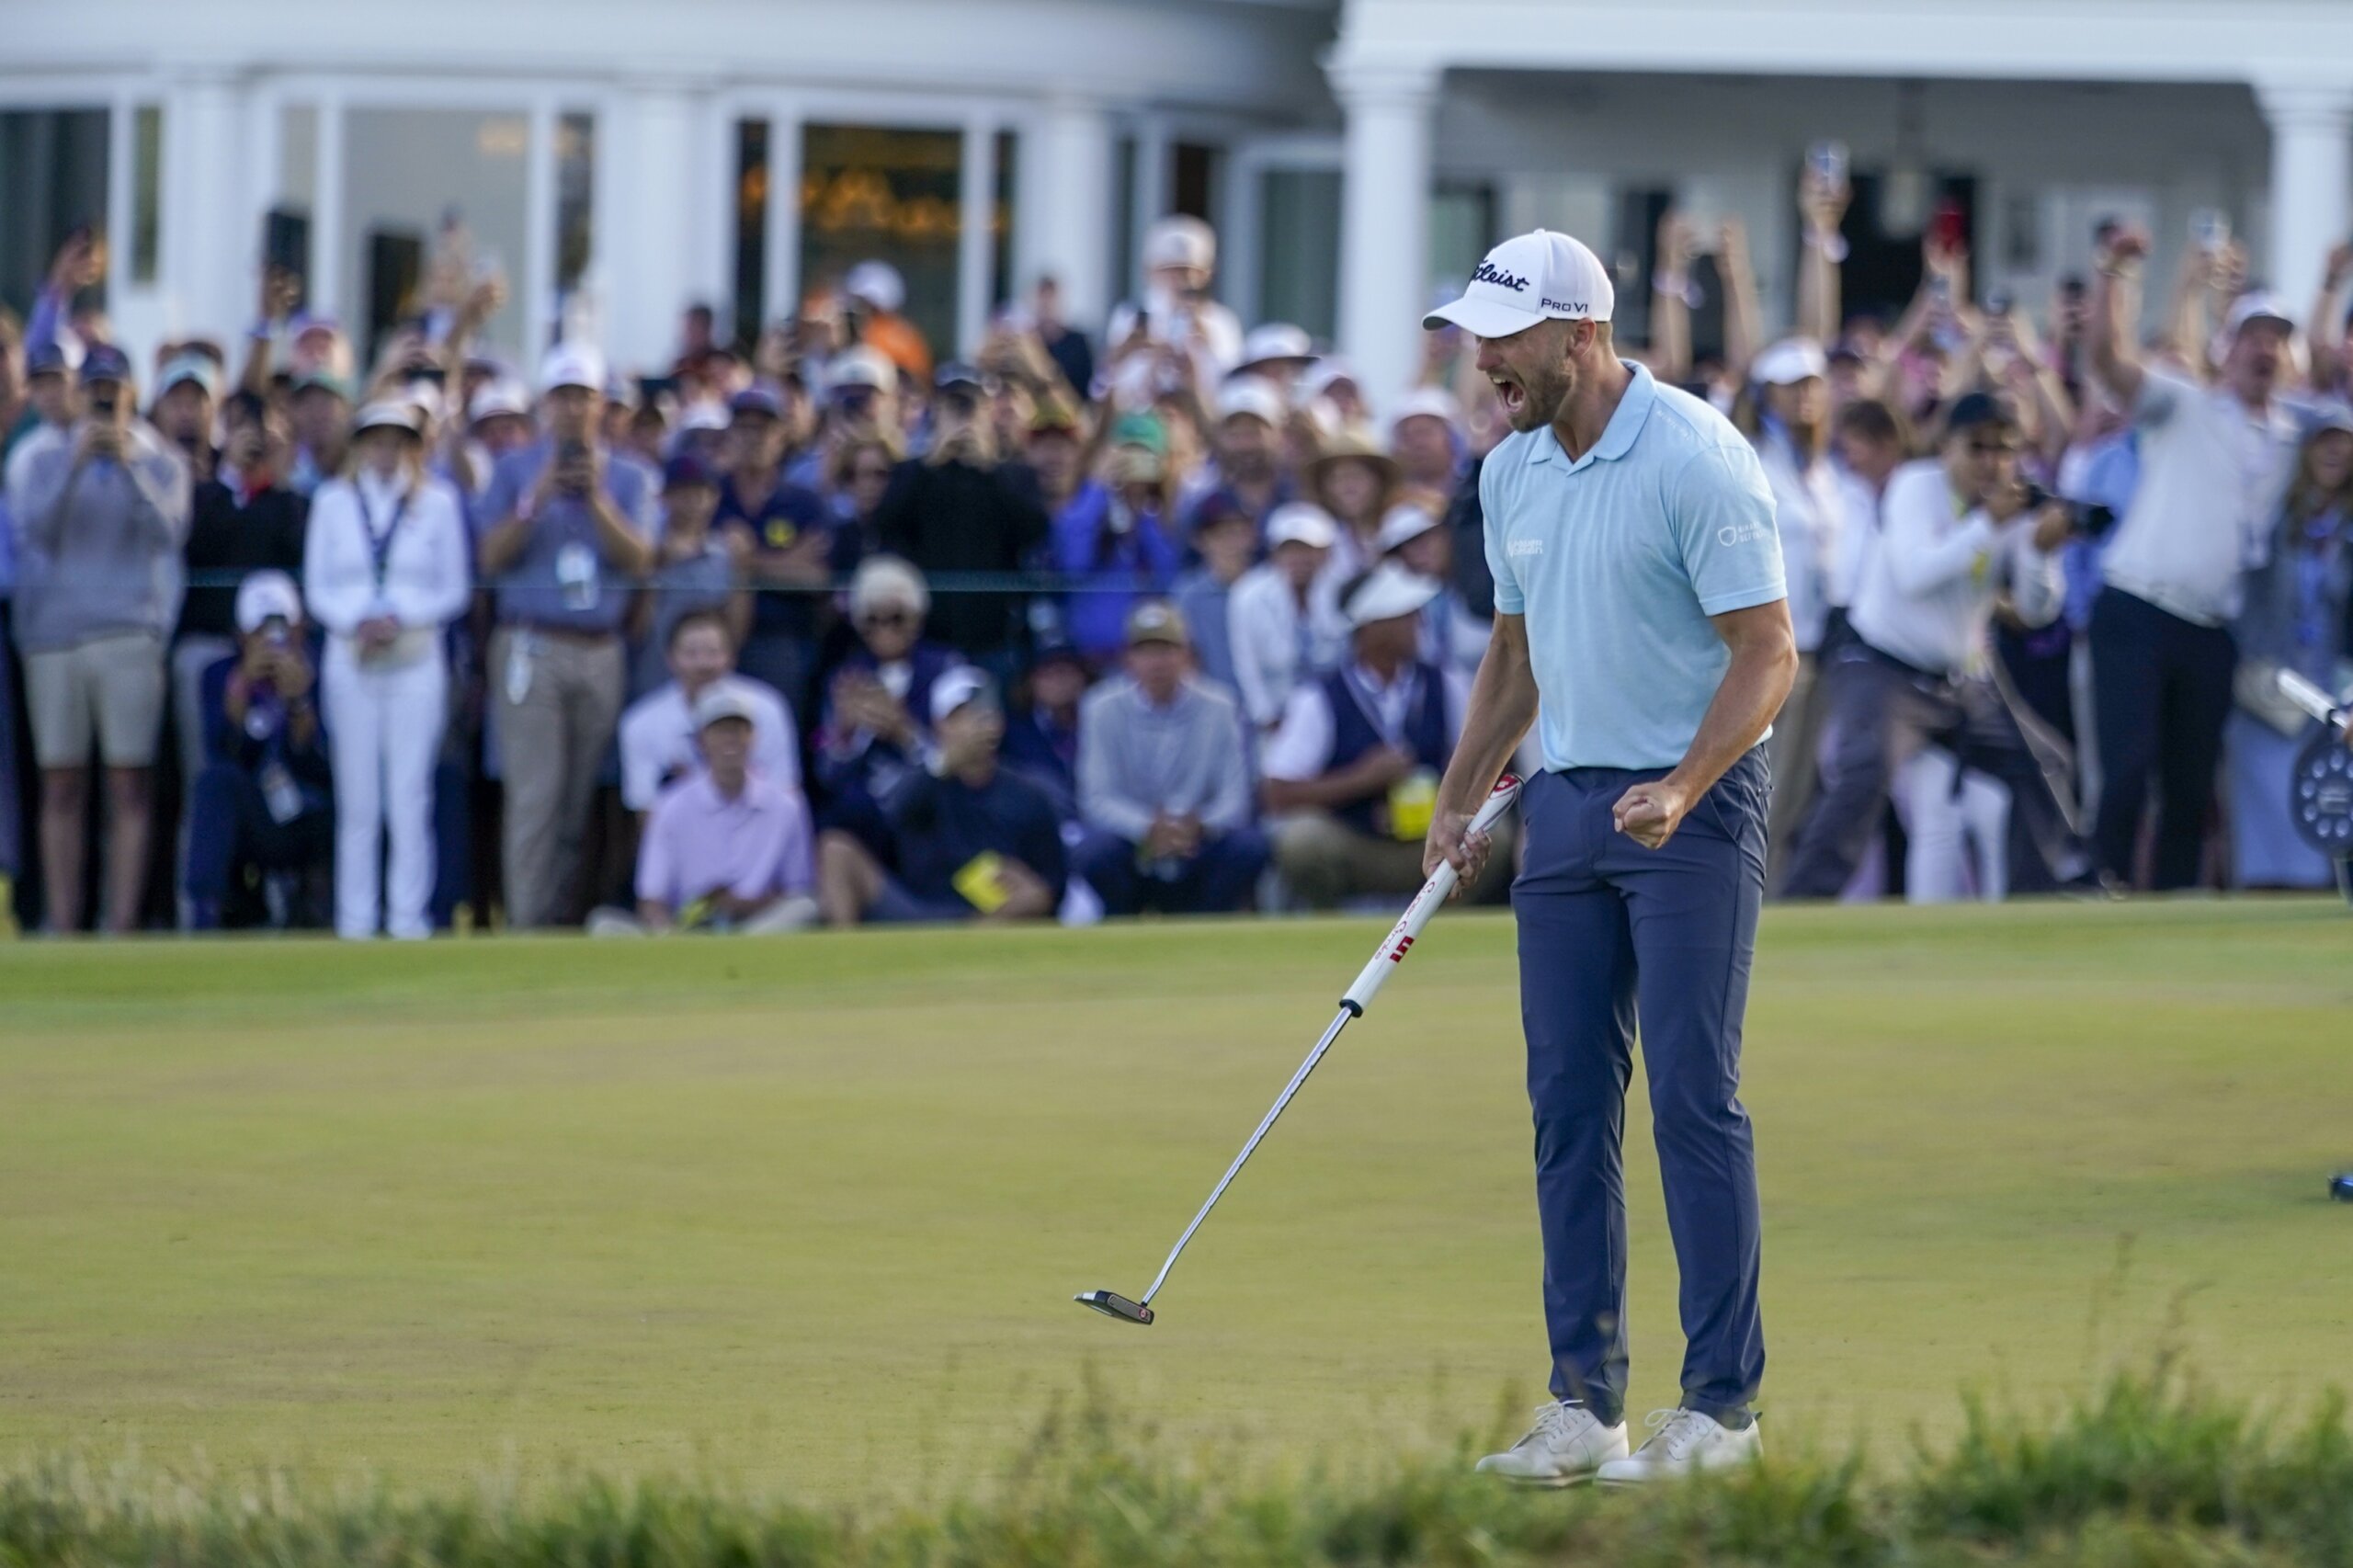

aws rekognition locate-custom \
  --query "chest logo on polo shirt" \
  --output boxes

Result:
[1506,537,1544,558]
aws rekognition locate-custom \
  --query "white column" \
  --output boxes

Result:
[764,109,803,333]
[1016,96,1114,331]
[163,68,247,341]
[1131,116,1171,300]
[312,95,346,322]
[523,97,559,368]
[957,118,1000,359]
[607,78,702,371]
[1330,61,1438,415]
[2257,82,2353,320]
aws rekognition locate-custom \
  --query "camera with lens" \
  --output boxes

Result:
[2019,484,2118,540]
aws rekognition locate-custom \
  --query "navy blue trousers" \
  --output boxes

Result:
[1074,825,1268,915]
[1513,750,1768,1426]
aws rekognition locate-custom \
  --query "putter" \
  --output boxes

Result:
[1076,773,1524,1326]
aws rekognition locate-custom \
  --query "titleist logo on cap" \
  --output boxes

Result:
[1472,261,1530,292]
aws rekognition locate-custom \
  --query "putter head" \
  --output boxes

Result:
[1074,1290,1154,1324]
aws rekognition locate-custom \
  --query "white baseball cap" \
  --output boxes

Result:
[844,259,906,313]
[1375,503,1442,554]
[1753,337,1831,387]
[1423,229,1614,338]
[469,377,531,424]
[827,346,897,392]
[1384,384,1464,437]
[1239,322,1313,369]
[1216,375,1287,428]
[2222,290,2296,342]
[1344,563,1442,629]
[233,569,304,633]
[692,678,763,733]
[540,340,608,394]
[1143,215,1216,274]
[929,666,998,724]
[352,399,425,437]
[1266,501,1338,551]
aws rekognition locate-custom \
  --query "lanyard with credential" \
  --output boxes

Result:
[357,483,413,601]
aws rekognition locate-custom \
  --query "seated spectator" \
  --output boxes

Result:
[7,341,190,933]
[817,668,1065,926]
[1228,501,1340,732]
[1074,601,1265,916]
[1374,501,1489,679]
[631,452,750,698]
[813,555,962,855]
[1262,565,1506,909]
[1171,496,1256,695]
[305,400,473,939]
[620,609,799,817]
[592,682,817,936]
[184,573,332,929]
[1002,641,1086,818]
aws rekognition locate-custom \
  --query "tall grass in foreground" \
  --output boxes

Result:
[6,1364,2351,1566]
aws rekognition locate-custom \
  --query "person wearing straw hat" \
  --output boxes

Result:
[303,399,472,938]
[1305,424,1401,584]
[1419,230,1796,1484]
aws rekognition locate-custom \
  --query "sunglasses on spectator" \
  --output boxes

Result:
[858,609,915,628]
[1967,438,2019,456]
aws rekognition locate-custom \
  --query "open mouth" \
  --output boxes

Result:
[1490,374,1527,415]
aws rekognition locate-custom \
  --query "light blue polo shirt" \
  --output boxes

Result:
[1483,362,1786,771]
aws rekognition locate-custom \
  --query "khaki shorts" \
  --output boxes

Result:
[25,631,167,768]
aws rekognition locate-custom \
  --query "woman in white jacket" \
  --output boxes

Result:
[303,401,472,938]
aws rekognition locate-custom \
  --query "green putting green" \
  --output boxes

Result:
[2,900,2347,1500]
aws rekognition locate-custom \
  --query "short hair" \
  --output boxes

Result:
[1834,397,1907,449]
[667,607,734,653]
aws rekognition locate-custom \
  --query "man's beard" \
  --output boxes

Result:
[1511,359,1576,433]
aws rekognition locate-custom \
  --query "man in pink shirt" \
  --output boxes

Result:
[595,683,817,936]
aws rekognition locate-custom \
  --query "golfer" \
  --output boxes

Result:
[1421,231,1797,1485]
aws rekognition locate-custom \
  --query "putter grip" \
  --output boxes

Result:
[1341,773,1523,1012]
[2277,668,2349,730]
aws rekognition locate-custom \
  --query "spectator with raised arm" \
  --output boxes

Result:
[6,343,189,932]
[304,401,472,939]
[1074,601,1264,915]
[2083,225,2315,889]
[477,341,658,928]
[1180,377,1294,539]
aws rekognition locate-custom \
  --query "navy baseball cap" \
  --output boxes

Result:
[80,342,133,386]
[1029,640,1085,672]
[729,381,786,419]
[1945,392,2018,437]
[25,339,77,377]
[663,451,720,491]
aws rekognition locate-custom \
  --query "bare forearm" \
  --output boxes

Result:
[587,493,653,575]
[1436,632,1540,818]
[2086,270,2141,402]
[1665,633,1796,801]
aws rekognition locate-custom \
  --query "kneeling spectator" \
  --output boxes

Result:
[1262,564,1510,908]
[597,683,817,936]
[184,573,333,928]
[817,669,1064,926]
[1074,601,1265,915]
[620,608,799,818]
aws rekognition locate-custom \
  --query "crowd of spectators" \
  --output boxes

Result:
[1,176,2349,938]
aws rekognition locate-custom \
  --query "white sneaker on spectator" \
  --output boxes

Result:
[1473,1402,1628,1486]
[1594,1407,1760,1485]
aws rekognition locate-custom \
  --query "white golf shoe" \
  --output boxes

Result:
[1594,1407,1761,1485]
[1473,1402,1630,1486]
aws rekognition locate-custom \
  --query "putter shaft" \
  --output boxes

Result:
[1139,1003,1357,1307]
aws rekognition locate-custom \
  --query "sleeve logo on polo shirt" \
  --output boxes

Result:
[1717,519,1772,547]
[1472,261,1530,292]
[1506,537,1545,558]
